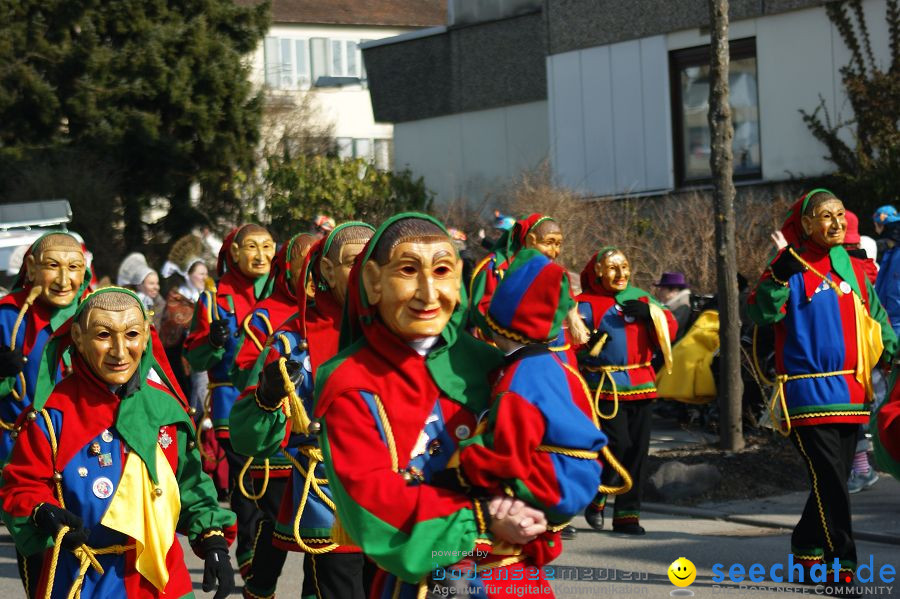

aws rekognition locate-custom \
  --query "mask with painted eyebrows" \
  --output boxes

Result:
[25,234,87,309]
[71,292,149,386]
[362,219,462,341]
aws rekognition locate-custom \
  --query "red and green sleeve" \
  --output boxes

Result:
[320,391,487,583]
[459,391,544,496]
[228,345,289,460]
[748,270,791,326]
[183,291,225,372]
[0,414,59,556]
[174,425,236,543]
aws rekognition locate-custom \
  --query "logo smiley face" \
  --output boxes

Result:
[668,557,696,587]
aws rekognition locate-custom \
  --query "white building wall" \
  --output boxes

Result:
[393,101,550,204]
[246,24,411,148]
[548,0,892,196]
[549,36,673,196]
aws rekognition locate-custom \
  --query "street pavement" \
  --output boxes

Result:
[1,424,896,598]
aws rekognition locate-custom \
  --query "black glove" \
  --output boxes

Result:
[197,532,234,599]
[32,503,90,550]
[208,320,230,349]
[770,247,805,282]
[256,359,303,409]
[622,300,651,322]
[0,346,26,378]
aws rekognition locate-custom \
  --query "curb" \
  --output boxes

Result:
[642,502,900,547]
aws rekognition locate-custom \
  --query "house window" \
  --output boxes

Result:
[264,37,310,89]
[264,36,364,89]
[670,38,760,185]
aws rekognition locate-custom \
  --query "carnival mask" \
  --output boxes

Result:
[25,248,87,308]
[596,251,630,292]
[71,304,149,386]
[231,232,275,279]
[525,228,563,261]
[321,243,366,307]
[363,240,462,341]
[802,198,847,248]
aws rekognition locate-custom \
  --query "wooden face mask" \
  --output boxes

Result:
[363,240,462,342]
[72,300,149,386]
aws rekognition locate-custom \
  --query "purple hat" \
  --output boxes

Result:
[653,272,688,289]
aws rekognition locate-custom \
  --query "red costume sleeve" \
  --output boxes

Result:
[459,392,545,492]
[0,412,59,555]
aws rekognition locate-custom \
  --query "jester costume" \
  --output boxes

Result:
[0,232,92,465]
[184,226,269,576]
[576,249,676,532]
[748,190,896,581]
[469,214,576,364]
[459,250,607,526]
[230,224,373,599]
[315,214,557,598]
[0,289,235,599]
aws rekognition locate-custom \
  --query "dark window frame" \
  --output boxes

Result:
[669,37,760,187]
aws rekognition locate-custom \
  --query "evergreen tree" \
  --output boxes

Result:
[0,0,270,254]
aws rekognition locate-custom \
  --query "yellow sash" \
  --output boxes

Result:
[101,445,181,591]
[649,303,673,374]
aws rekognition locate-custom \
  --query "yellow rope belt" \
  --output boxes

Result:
[581,362,652,420]
[767,370,854,437]
[284,445,338,554]
[44,525,135,599]
[536,445,598,460]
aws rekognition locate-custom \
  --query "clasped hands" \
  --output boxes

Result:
[487,496,547,545]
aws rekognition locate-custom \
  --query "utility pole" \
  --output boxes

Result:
[708,0,744,451]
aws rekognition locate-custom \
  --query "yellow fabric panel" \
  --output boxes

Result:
[101,445,181,591]
[656,310,718,404]
[649,303,673,374]
[853,292,883,401]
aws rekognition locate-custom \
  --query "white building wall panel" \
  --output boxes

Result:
[580,46,616,195]
[639,36,674,192]
[549,51,587,193]
[609,40,647,194]
[393,101,549,205]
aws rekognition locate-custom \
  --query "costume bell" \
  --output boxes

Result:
[576,247,676,535]
[315,214,557,598]
[748,190,896,588]
[183,224,275,576]
[230,222,374,599]
[0,288,235,599]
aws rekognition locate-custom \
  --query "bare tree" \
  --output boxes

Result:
[708,0,744,451]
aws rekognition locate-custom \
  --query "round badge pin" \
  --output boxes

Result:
[92,476,114,499]
[839,281,852,294]
[77,467,88,478]
[455,424,471,440]
[101,430,113,443]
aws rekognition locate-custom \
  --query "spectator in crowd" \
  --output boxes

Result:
[652,272,691,342]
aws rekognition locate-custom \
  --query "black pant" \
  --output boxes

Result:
[595,399,652,522]
[790,424,858,568]
[221,437,263,575]
[301,552,367,599]
[243,476,289,597]
[16,550,42,599]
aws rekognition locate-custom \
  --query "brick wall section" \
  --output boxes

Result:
[546,0,831,54]
[364,11,547,122]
